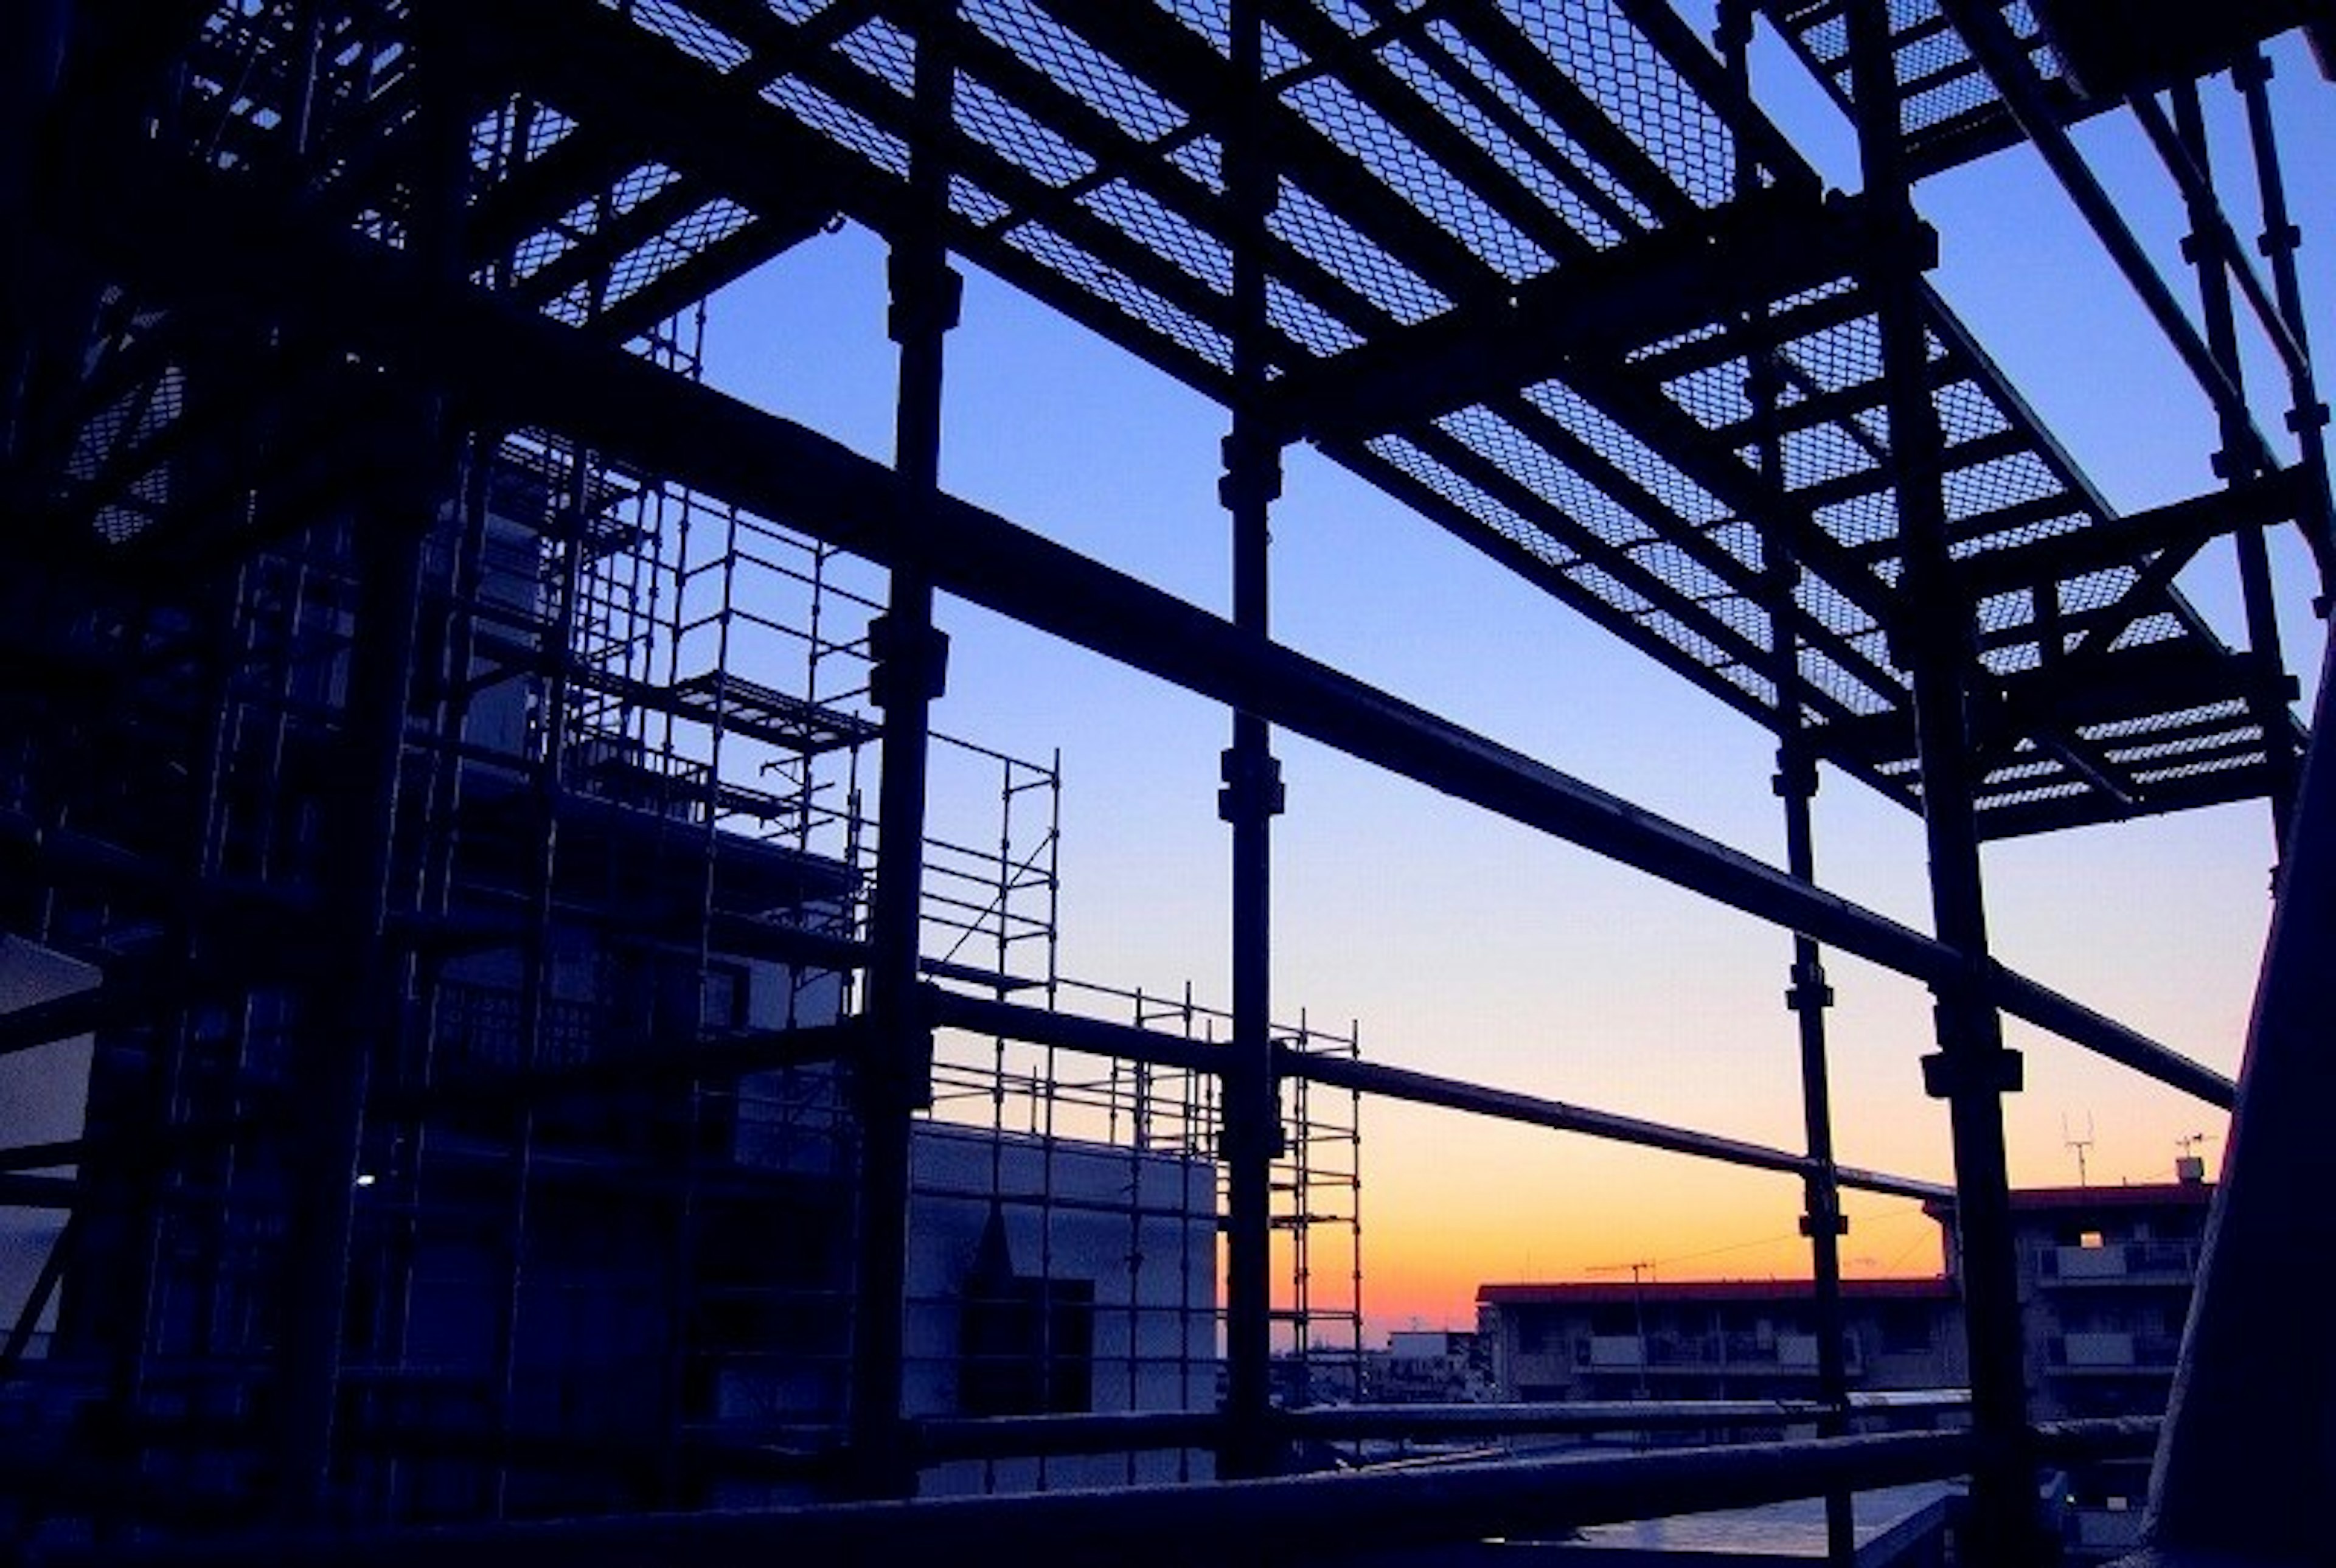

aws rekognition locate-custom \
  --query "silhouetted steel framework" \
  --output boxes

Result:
[2,0,2331,1564]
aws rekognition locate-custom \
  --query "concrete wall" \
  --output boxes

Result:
[908,1120,1218,1493]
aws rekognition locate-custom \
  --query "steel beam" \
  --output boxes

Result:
[0,982,127,1058]
[1949,470,2309,598]
[470,0,903,236]
[1262,194,1894,446]
[0,1174,75,1209]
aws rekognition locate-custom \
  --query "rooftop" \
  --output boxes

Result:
[1479,1277,1956,1306]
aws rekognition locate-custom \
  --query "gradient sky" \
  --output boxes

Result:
[698,23,2334,1336]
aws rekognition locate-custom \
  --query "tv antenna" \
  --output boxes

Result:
[2063,1111,2096,1187]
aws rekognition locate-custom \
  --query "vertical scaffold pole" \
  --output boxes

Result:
[1844,5,2040,1562]
[0,0,69,468]
[1218,0,1286,1483]
[852,0,958,1502]
[274,1,467,1522]
[1721,15,1854,1558]
[2235,50,2336,588]
[1709,33,1855,1553]
[1720,16,1851,1558]
[2167,80,2299,852]
[1779,729,1854,1567]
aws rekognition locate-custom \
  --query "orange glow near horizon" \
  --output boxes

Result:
[1312,1064,2232,1340]
[1344,1120,1960,1337]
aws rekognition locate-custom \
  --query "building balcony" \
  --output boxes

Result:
[1577,1334,1861,1377]
[2039,1241,2199,1287]
[2046,1333,2185,1375]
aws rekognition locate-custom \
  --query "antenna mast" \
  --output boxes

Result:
[2063,1111,2096,1187]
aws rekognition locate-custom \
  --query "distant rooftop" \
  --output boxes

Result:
[1485,1181,2220,1303]
[1478,1277,1955,1307]
[1921,1179,2219,1216]
[2007,1181,2214,1211]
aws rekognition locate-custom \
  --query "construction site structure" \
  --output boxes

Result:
[0,269,1368,1521]
[5,2,2336,1566]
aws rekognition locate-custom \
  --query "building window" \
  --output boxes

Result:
[958,1205,1094,1416]
[1878,1303,1933,1355]
[960,1276,1095,1416]
[701,963,748,1030]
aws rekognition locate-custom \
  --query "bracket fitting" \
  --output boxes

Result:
[1921,1046,2024,1101]
[1218,429,1284,510]
[1772,752,1821,801]
[1786,956,1834,1014]
[868,612,950,710]
[886,254,963,345]
[1218,746,1286,823]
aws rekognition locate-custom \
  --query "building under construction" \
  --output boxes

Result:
[4,1,2335,1564]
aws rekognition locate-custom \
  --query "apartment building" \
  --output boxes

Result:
[1477,1276,1966,1409]
[1476,1174,2214,1555]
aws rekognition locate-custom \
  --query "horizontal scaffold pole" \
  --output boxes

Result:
[1281,1047,1953,1202]
[928,989,1232,1075]
[933,988,1948,1195]
[911,1391,1985,1460]
[78,149,2233,1113]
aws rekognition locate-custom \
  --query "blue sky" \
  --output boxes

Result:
[697,24,2332,1328]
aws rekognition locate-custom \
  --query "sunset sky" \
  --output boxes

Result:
[700,23,2332,1336]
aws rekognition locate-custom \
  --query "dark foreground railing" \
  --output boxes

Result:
[47,1420,2160,1568]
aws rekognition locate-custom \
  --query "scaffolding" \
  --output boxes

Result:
[4,0,2335,1564]
[0,142,1378,1507]
[928,977,1366,1418]
[424,285,1374,1505]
